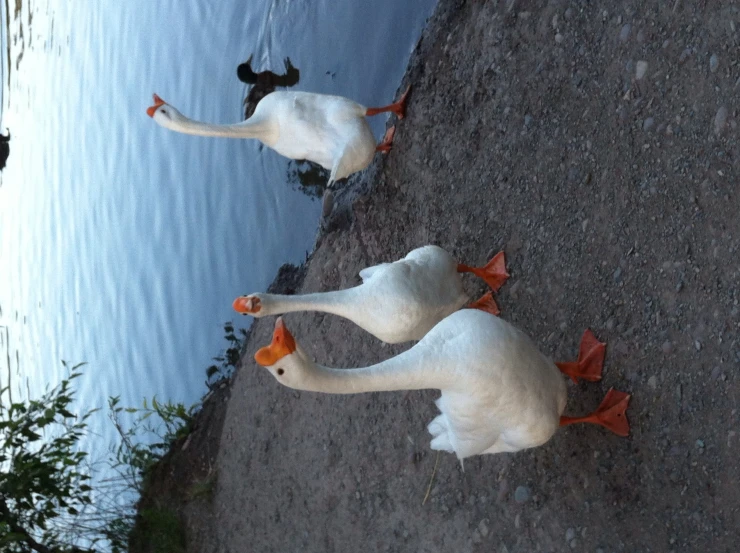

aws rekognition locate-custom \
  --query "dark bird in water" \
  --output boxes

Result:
[0,130,10,171]
[237,56,300,119]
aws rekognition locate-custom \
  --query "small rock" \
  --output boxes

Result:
[714,106,728,135]
[661,340,672,354]
[497,479,509,502]
[636,60,648,80]
[613,267,622,282]
[524,114,533,127]
[514,485,531,503]
[564,7,573,20]
[565,528,576,541]
[619,24,631,42]
[695,439,705,449]
[709,54,719,73]
[478,519,489,538]
[643,117,655,131]
[694,340,702,351]
[648,375,657,389]
[555,33,564,44]
[570,539,578,549]
[508,280,522,299]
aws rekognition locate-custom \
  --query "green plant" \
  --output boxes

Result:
[0,362,97,553]
[127,508,185,553]
[186,470,217,502]
[205,322,249,387]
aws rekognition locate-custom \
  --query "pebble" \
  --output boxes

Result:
[619,24,631,42]
[555,33,564,44]
[694,340,702,351]
[636,60,648,80]
[709,54,719,73]
[648,375,657,389]
[565,528,576,541]
[514,485,531,503]
[643,117,655,131]
[478,519,489,538]
[714,106,728,135]
[613,267,622,282]
[661,340,672,354]
[695,439,705,449]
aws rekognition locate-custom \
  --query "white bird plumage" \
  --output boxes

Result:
[233,245,509,344]
[146,87,410,185]
[254,312,631,461]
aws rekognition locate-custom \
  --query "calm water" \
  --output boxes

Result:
[0,0,436,450]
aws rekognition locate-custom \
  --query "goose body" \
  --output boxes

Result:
[147,87,409,184]
[255,313,630,461]
[234,246,509,344]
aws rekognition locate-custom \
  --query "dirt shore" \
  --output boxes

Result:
[148,1,740,551]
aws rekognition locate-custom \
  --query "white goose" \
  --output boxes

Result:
[254,313,630,461]
[146,87,410,185]
[233,245,509,344]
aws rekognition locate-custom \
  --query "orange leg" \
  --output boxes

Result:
[468,291,500,316]
[559,388,631,437]
[457,251,509,291]
[555,329,605,383]
[375,126,396,153]
[366,85,411,119]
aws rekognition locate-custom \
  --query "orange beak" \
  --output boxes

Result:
[146,93,166,117]
[233,296,259,314]
[254,317,296,367]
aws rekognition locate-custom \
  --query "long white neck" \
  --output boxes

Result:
[161,111,276,141]
[259,288,364,319]
[289,345,451,394]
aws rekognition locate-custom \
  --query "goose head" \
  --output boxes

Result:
[254,317,312,389]
[146,93,187,130]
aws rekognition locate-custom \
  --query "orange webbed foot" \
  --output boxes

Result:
[394,85,411,119]
[555,329,605,383]
[468,291,500,316]
[560,388,631,437]
[375,126,396,153]
[457,250,509,292]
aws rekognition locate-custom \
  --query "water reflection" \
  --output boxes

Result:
[237,56,300,120]
[286,159,329,199]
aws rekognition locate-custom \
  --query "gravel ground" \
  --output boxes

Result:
[173,1,740,551]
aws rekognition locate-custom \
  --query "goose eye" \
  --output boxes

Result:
[277,368,285,376]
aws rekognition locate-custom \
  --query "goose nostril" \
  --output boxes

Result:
[277,369,285,376]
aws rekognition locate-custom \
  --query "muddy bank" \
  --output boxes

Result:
[153,1,740,551]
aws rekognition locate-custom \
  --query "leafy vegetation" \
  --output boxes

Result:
[0,362,97,553]
[0,320,248,552]
[205,321,249,388]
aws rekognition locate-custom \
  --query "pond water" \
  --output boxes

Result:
[0,0,436,448]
